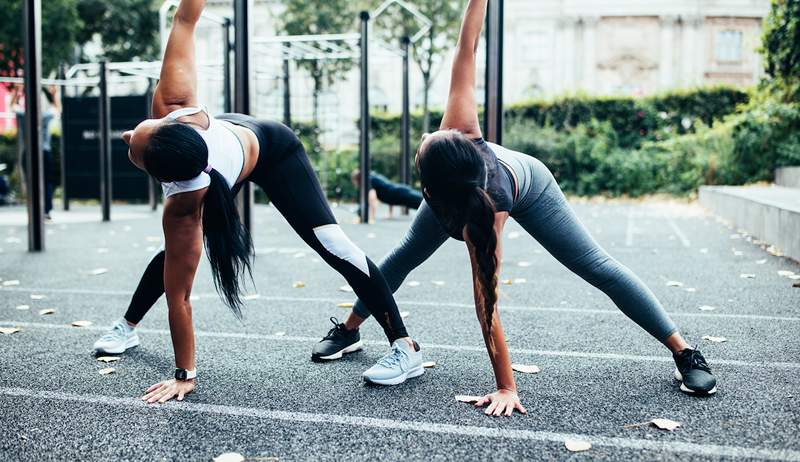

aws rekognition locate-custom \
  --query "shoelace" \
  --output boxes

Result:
[322,317,344,341]
[376,344,407,368]
[684,346,711,373]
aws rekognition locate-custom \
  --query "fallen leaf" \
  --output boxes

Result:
[292,252,306,259]
[511,364,540,374]
[455,395,482,403]
[96,356,121,363]
[30,294,46,300]
[0,327,22,335]
[501,279,514,285]
[564,440,592,452]
[292,281,305,288]
[406,281,420,287]
[2,280,20,286]
[740,273,756,279]
[702,335,728,343]
[665,281,683,287]
[337,302,354,309]
[766,245,783,257]
[778,270,796,278]
[400,311,410,319]
[243,294,261,300]
[684,287,697,293]
[431,280,445,286]
[755,259,767,265]
[517,261,531,267]
[98,367,115,375]
[15,305,30,311]
[513,278,527,284]
[338,285,353,292]
[213,453,245,462]
[71,320,93,328]
[651,418,681,431]
[422,361,436,368]
[89,268,108,276]
[38,309,55,316]
[698,305,717,311]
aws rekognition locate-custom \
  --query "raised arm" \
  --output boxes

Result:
[151,0,206,117]
[439,0,488,138]
[465,212,527,417]
[142,192,204,403]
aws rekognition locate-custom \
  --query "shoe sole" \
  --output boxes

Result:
[363,365,425,386]
[674,368,717,396]
[94,336,140,355]
[311,340,363,363]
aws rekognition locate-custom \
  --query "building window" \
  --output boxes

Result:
[715,30,742,63]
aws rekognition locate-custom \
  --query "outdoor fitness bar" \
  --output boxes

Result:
[484,0,504,144]
[358,11,371,225]
[23,0,44,251]
[234,0,253,231]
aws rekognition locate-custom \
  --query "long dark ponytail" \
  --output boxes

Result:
[418,131,499,344]
[143,122,253,319]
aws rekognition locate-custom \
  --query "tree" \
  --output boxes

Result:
[277,0,360,125]
[76,0,160,63]
[0,0,82,78]
[761,0,800,101]
[371,0,462,133]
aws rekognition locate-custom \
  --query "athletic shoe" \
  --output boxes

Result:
[362,339,424,386]
[93,319,140,354]
[311,317,363,363]
[673,347,717,395]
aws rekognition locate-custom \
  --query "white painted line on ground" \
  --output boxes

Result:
[1,387,798,461]
[667,217,692,248]
[4,287,799,323]
[3,320,799,370]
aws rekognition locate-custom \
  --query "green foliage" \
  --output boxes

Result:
[76,0,160,63]
[0,0,82,77]
[760,0,800,100]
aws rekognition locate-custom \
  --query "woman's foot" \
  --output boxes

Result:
[362,339,424,386]
[311,317,363,362]
[93,319,139,354]
[673,348,717,395]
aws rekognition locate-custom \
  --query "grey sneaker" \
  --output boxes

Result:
[93,319,140,354]
[362,339,424,386]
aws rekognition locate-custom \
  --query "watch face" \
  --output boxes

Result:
[175,368,187,381]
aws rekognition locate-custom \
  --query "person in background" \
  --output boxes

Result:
[351,169,423,223]
[13,85,59,220]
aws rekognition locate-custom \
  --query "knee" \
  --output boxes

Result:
[313,224,370,277]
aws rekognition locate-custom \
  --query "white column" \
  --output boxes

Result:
[681,16,703,86]
[562,16,578,91]
[659,15,677,89]
[582,16,598,93]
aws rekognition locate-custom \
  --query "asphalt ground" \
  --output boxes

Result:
[1,199,799,461]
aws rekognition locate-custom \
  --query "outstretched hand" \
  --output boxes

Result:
[142,378,195,404]
[474,389,527,417]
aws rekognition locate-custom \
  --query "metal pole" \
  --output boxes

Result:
[223,18,232,114]
[145,81,159,211]
[98,61,112,222]
[58,64,69,211]
[358,11,370,224]
[282,44,291,127]
[23,0,44,251]
[233,0,252,231]
[400,36,411,216]
[484,0,504,144]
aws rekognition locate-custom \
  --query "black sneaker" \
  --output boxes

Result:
[673,348,717,395]
[311,317,363,363]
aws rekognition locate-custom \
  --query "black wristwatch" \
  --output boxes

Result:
[175,368,197,382]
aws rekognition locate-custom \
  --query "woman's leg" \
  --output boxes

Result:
[251,124,408,344]
[123,250,166,325]
[512,159,680,344]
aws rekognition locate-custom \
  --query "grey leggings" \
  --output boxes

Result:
[353,151,679,343]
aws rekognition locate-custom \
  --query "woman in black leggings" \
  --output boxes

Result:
[93,0,416,403]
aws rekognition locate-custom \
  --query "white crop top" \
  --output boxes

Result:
[160,106,245,198]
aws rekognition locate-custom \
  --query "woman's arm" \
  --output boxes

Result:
[142,191,205,403]
[439,0,487,138]
[465,212,527,417]
[151,0,206,118]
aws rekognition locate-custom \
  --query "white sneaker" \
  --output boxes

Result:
[93,319,140,354]
[362,339,424,386]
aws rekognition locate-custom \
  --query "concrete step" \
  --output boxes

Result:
[699,185,800,262]
[776,166,800,188]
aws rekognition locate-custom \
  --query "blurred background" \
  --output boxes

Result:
[0,0,798,206]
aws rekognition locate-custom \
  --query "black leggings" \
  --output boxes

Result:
[124,117,408,342]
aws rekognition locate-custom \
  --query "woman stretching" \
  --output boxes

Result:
[312,0,717,416]
[94,0,421,403]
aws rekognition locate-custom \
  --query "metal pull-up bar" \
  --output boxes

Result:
[484,0,504,144]
[23,0,44,251]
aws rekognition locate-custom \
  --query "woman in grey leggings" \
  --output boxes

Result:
[312,0,716,414]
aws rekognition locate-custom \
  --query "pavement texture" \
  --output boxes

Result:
[1,200,799,462]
